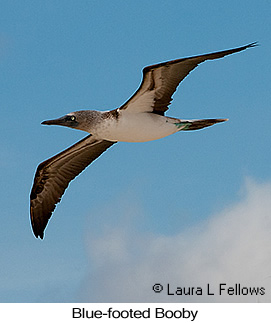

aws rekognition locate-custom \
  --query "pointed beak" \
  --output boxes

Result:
[41,116,67,126]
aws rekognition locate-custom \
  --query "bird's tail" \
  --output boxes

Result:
[175,118,228,131]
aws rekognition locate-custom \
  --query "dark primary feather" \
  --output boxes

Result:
[119,42,257,115]
[30,135,115,239]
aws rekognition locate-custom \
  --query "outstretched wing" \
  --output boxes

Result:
[30,135,116,239]
[119,42,257,115]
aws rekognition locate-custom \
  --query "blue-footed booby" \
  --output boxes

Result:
[30,42,256,239]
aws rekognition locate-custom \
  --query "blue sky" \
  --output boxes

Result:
[1,0,271,302]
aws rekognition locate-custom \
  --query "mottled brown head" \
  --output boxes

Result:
[41,110,103,133]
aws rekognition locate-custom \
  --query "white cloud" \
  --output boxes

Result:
[78,179,271,302]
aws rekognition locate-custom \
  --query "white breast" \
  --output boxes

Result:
[95,111,180,142]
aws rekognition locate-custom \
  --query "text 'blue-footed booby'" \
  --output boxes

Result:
[30,42,256,239]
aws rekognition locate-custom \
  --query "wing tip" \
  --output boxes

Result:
[242,41,259,51]
[31,218,45,239]
[33,231,44,239]
[247,41,259,48]
[30,204,46,240]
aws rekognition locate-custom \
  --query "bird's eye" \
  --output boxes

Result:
[70,116,76,121]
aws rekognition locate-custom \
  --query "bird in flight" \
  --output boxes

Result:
[30,42,256,239]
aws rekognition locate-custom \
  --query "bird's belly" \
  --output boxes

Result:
[96,113,180,142]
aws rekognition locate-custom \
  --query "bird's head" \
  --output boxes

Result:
[41,110,102,133]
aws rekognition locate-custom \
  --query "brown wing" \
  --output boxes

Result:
[30,135,116,239]
[119,42,257,115]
